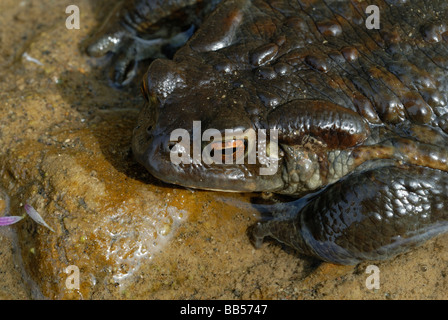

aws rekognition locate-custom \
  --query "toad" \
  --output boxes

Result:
[87,0,448,264]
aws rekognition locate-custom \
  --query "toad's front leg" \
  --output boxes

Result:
[85,0,221,86]
[249,165,448,265]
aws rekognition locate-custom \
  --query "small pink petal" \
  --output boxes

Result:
[24,204,55,232]
[0,215,24,226]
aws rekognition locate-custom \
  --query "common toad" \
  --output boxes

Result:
[87,0,448,265]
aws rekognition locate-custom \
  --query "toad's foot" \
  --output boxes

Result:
[250,165,448,265]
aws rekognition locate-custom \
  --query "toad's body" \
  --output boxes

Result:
[87,0,448,264]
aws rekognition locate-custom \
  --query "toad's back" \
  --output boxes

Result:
[178,0,448,128]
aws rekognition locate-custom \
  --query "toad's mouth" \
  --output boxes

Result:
[132,120,286,193]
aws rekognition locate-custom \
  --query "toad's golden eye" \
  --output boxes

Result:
[205,138,248,164]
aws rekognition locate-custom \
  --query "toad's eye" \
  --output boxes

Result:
[202,138,248,164]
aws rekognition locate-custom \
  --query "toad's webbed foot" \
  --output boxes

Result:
[85,0,221,86]
[87,28,194,86]
[250,165,448,265]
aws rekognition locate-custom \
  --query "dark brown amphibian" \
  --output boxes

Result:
[87,0,448,265]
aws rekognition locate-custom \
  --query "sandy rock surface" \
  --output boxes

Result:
[0,0,447,300]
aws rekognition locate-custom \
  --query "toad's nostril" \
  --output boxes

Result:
[167,141,177,151]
